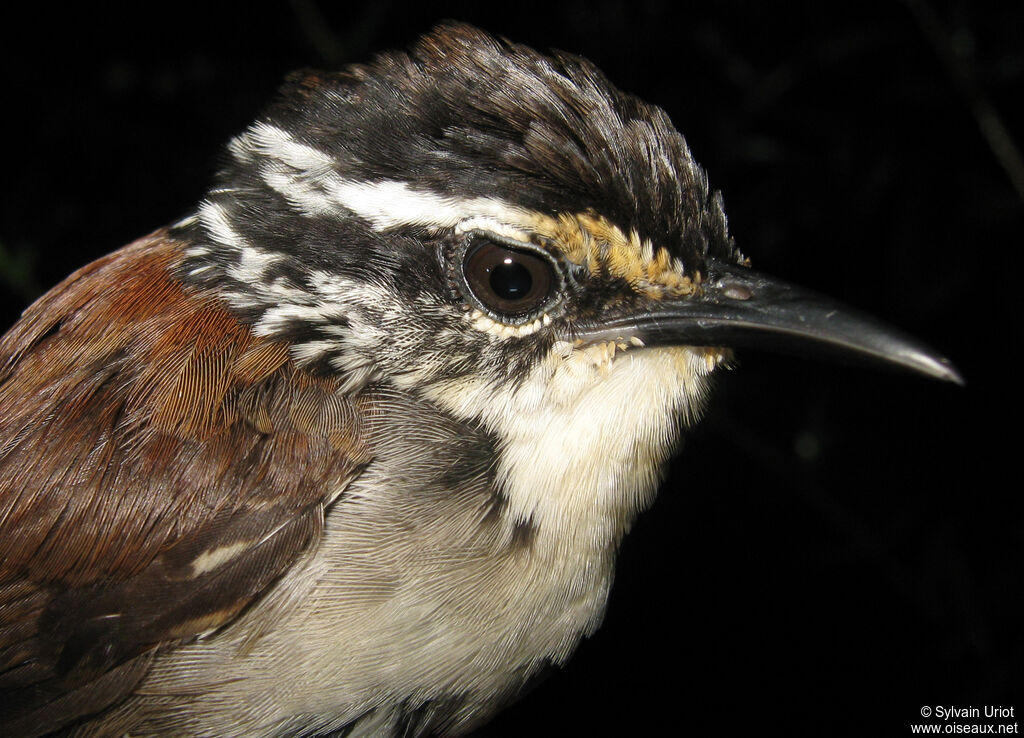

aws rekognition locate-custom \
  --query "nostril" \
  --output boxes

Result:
[721,283,753,301]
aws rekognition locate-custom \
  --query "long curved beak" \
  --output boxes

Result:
[576,258,962,384]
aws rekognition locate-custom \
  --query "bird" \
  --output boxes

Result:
[0,22,960,738]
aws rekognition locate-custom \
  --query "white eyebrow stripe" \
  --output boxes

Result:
[232,123,532,232]
[324,179,531,232]
[230,122,336,172]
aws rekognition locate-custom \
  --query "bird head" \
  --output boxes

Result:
[174,23,958,542]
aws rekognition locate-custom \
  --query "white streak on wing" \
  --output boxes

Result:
[190,541,253,577]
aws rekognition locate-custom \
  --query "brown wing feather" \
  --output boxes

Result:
[0,232,370,732]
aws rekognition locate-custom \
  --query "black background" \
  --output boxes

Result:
[2,2,1020,736]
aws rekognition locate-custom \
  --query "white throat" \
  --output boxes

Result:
[421,342,720,549]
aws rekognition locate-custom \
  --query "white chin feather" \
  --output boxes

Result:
[423,343,719,547]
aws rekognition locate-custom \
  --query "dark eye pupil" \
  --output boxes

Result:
[462,239,557,321]
[490,258,533,300]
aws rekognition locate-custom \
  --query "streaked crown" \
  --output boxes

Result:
[176,23,739,391]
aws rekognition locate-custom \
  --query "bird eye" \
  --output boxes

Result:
[462,239,557,320]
